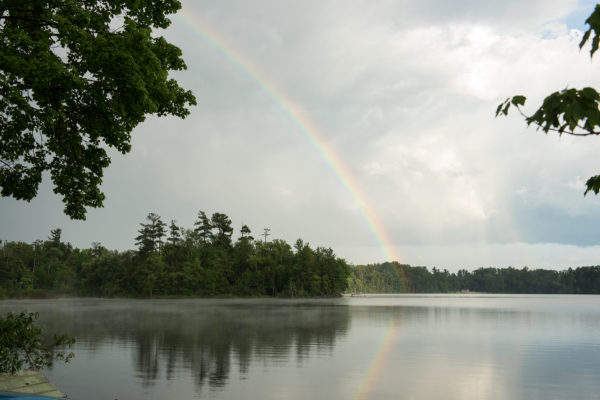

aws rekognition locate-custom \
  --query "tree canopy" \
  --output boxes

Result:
[497,4,600,195]
[0,0,196,219]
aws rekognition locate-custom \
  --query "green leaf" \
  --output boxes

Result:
[580,4,600,57]
[495,102,505,117]
[581,87,600,100]
[511,95,526,107]
[580,29,592,51]
[585,175,600,195]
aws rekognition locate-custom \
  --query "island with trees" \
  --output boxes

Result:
[0,211,351,298]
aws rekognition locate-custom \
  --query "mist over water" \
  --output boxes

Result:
[1,295,598,399]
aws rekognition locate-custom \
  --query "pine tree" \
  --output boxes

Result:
[135,213,167,256]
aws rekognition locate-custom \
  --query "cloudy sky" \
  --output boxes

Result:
[3,0,600,270]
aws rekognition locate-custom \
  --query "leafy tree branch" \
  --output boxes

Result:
[0,311,75,374]
[0,0,196,219]
[496,4,600,194]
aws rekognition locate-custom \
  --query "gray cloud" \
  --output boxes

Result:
[2,0,600,269]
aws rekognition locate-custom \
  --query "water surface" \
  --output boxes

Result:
[1,295,598,399]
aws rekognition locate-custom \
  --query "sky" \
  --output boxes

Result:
[2,0,600,271]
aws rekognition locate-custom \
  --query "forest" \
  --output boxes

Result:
[2,212,600,298]
[0,211,350,298]
[348,262,600,294]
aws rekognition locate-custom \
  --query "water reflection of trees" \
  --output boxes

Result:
[8,299,350,390]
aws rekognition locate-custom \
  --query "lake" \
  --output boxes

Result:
[1,295,599,399]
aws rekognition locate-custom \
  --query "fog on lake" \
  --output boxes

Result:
[1,295,598,400]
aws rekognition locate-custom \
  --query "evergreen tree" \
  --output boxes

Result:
[240,224,253,240]
[211,213,234,249]
[168,220,182,246]
[193,211,212,244]
[135,213,167,256]
[234,225,255,292]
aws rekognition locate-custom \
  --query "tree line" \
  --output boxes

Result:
[0,211,350,298]
[3,220,599,297]
[348,262,600,294]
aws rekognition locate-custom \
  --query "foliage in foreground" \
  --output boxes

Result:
[0,211,351,298]
[497,4,600,195]
[0,0,196,219]
[0,311,74,374]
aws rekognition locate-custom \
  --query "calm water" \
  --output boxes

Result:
[1,295,599,400]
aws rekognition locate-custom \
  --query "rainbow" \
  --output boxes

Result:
[174,9,400,263]
[353,318,400,399]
